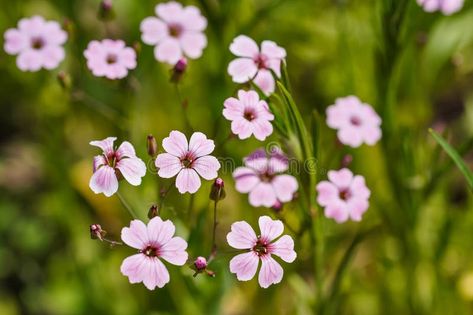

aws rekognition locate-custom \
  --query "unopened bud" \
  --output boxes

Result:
[57,71,71,90]
[90,224,106,241]
[194,256,207,270]
[272,200,283,212]
[209,178,226,201]
[147,134,158,157]
[148,205,159,219]
[341,154,353,168]
[170,58,188,83]
[98,0,115,21]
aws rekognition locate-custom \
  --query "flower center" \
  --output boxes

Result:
[350,116,361,126]
[339,188,352,201]
[260,171,274,183]
[181,153,196,168]
[31,37,45,50]
[254,53,269,69]
[105,152,118,168]
[243,109,257,121]
[252,238,269,257]
[168,23,183,38]
[142,245,159,257]
[106,53,118,64]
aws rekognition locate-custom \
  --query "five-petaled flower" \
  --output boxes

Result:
[227,216,296,288]
[84,39,137,80]
[155,131,221,194]
[4,16,67,72]
[120,217,188,290]
[233,148,298,207]
[89,137,147,197]
[223,90,274,141]
[228,35,286,95]
[316,168,371,223]
[417,0,464,15]
[140,1,207,65]
[326,95,382,148]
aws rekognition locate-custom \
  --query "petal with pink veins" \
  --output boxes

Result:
[188,132,215,157]
[271,235,297,263]
[223,97,244,121]
[258,255,283,288]
[89,165,118,197]
[90,137,117,155]
[192,156,220,180]
[160,237,188,265]
[252,119,273,141]
[231,118,253,139]
[116,157,146,186]
[175,168,201,194]
[227,221,257,249]
[116,141,137,159]
[142,257,170,290]
[147,216,175,245]
[258,216,284,242]
[162,130,188,157]
[261,40,286,60]
[229,252,259,281]
[120,254,147,283]
[155,153,182,178]
[121,219,149,249]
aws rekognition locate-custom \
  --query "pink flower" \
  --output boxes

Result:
[233,148,298,207]
[140,1,207,65]
[417,0,463,15]
[227,216,296,288]
[316,168,371,223]
[155,131,221,194]
[4,16,67,72]
[223,90,274,141]
[120,217,188,290]
[228,35,286,95]
[326,95,382,148]
[84,39,137,79]
[89,137,147,197]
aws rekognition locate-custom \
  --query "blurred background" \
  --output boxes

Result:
[1,0,473,314]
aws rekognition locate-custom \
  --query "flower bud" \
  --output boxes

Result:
[147,134,158,157]
[170,58,188,83]
[90,224,106,241]
[98,0,115,21]
[148,205,159,219]
[272,200,283,212]
[194,256,207,271]
[209,178,226,201]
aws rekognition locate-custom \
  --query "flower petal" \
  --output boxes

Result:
[253,69,275,96]
[231,118,253,139]
[120,254,147,283]
[4,28,27,55]
[142,257,170,290]
[328,168,353,189]
[89,165,118,197]
[193,156,220,180]
[140,17,168,45]
[121,219,149,249]
[223,97,244,121]
[229,252,259,281]
[188,132,215,157]
[325,201,350,223]
[229,35,259,58]
[227,220,257,249]
[258,255,283,288]
[175,168,201,194]
[90,137,117,155]
[147,216,175,245]
[233,167,260,193]
[180,32,207,59]
[116,141,137,159]
[228,58,258,83]
[116,157,147,186]
[271,235,297,263]
[249,182,277,207]
[258,216,284,242]
[251,119,273,141]
[160,237,188,265]
[316,181,339,206]
[154,38,182,65]
[272,174,298,203]
[155,153,182,178]
[261,40,286,60]
[162,130,188,157]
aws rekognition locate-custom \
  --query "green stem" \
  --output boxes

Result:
[117,191,138,219]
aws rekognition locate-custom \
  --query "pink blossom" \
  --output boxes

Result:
[223,90,274,141]
[4,16,67,72]
[84,40,137,80]
[228,35,286,95]
[89,137,147,197]
[227,216,296,288]
[316,168,371,223]
[140,1,207,65]
[326,95,382,148]
[417,0,463,15]
[120,217,188,290]
[155,131,221,194]
[233,148,298,207]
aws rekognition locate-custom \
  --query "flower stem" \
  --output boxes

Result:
[117,191,138,219]
[159,181,175,212]
[174,83,193,133]
[209,200,219,262]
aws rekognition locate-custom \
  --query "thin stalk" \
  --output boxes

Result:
[209,200,218,262]
[117,191,138,219]
[174,83,193,133]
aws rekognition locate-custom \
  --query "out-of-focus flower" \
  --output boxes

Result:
[120,217,188,290]
[227,35,286,95]
[4,16,67,71]
[84,39,137,80]
[233,148,298,207]
[417,0,463,15]
[89,137,147,197]
[98,0,115,21]
[223,90,274,141]
[316,168,371,223]
[226,216,296,288]
[140,1,207,65]
[155,131,221,194]
[326,96,382,148]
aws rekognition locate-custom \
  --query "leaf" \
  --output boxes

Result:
[429,129,473,190]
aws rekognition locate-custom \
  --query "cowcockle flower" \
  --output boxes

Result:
[4,16,67,71]
[84,39,137,79]
[316,168,371,223]
[155,131,221,194]
[140,1,207,65]
[233,148,298,207]
[223,90,274,141]
[89,137,146,197]
[120,217,188,290]
[417,0,464,15]
[326,95,382,148]
[228,35,286,95]
[227,216,296,288]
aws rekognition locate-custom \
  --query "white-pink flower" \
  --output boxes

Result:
[223,90,274,141]
[233,148,298,207]
[228,35,286,95]
[326,95,382,148]
[316,168,371,223]
[89,137,147,197]
[155,131,220,194]
[84,39,137,80]
[417,0,464,15]
[120,217,188,290]
[140,1,207,65]
[4,16,67,72]
[227,216,296,288]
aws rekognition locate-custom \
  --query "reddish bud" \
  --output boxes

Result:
[98,0,115,21]
[209,178,225,201]
[90,224,106,241]
[170,58,188,83]
[147,134,158,157]
[148,205,159,219]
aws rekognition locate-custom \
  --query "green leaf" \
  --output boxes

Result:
[429,129,473,190]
